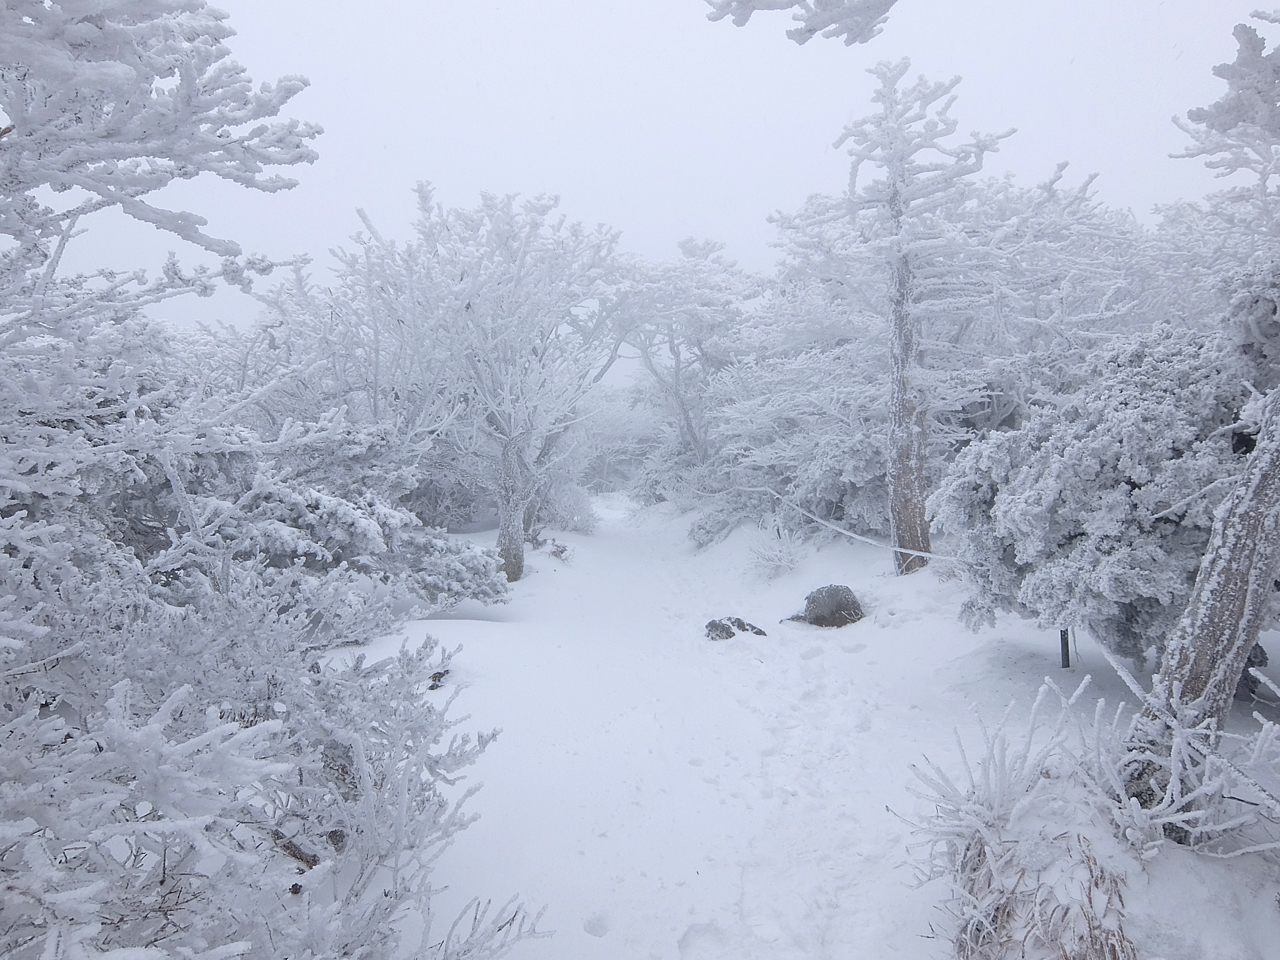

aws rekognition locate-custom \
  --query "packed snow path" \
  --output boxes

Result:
[364,497,1250,959]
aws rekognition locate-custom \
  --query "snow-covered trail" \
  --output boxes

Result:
[367,497,1119,959]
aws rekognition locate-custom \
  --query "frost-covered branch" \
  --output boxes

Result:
[705,0,901,45]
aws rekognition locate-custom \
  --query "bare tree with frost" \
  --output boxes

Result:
[624,240,756,489]
[324,187,623,581]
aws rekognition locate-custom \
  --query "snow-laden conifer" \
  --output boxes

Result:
[774,59,1010,572]
[931,327,1250,666]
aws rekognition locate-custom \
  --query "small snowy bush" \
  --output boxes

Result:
[914,666,1280,959]
[531,481,599,536]
[912,682,1138,960]
[747,522,808,577]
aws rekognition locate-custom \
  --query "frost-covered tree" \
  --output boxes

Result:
[1123,15,1280,755]
[1127,261,1280,756]
[696,335,896,545]
[0,6,525,957]
[775,59,1010,573]
[624,240,756,495]
[1176,14,1280,245]
[320,187,623,581]
[935,12,1280,774]
[213,266,510,595]
[671,165,1168,551]
[426,191,622,580]
[0,0,319,293]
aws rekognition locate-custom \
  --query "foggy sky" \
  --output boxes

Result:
[75,0,1264,326]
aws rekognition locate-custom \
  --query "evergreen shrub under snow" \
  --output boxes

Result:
[931,326,1251,665]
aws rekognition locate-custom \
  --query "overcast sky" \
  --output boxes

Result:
[81,0,1265,325]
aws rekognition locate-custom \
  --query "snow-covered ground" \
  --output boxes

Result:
[363,496,1280,960]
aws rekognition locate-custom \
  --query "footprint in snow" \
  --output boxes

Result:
[582,911,611,937]
[677,921,729,959]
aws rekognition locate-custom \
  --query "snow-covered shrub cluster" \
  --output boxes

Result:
[932,327,1251,666]
[0,4,530,957]
[1,605,537,960]
[0,299,520,956]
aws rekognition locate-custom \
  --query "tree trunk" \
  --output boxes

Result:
[496,444,530,582]
[1129,390,1280,776]
[887,252,931,575]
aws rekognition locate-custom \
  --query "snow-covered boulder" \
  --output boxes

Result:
[788,585,864,627]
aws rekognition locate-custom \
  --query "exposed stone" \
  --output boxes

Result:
[705,620,735,640]
[705,617,767,640]
[787,585,864,628]
[1235,642,1270,700]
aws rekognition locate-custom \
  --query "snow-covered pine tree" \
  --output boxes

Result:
[922,175,1245,655]
[931,326,1251,665]
[774,59,1010,573]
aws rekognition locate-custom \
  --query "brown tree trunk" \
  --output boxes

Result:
[1129,390,1280,785]
[887,252,931,575]
[496,443,530,582]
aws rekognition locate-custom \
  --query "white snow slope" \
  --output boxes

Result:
[364,496,1280,960]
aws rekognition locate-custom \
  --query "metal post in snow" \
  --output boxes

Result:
[1060,628,1071,669]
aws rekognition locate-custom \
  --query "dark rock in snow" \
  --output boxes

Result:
[1235,642,1270,700]
[705,617,767,640]
[706,620,736,640]
[788,585,864,628]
